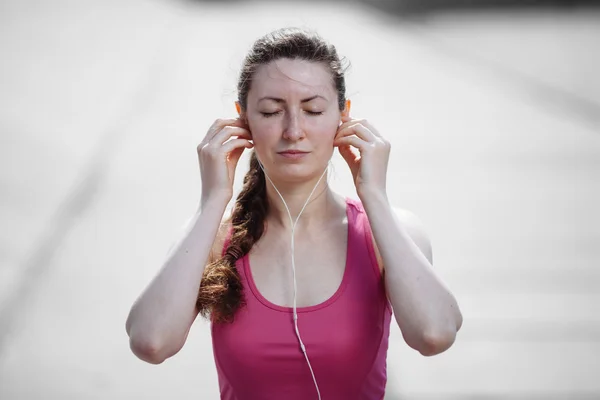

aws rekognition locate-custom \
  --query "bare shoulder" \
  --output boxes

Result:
[208,210,233,264]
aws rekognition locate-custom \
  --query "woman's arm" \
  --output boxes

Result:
[125,196,230,364]
[334,116,462,356]
[362,193,462,357]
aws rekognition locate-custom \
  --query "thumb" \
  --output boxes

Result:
[227,146,246,170]
[338,145,359,177]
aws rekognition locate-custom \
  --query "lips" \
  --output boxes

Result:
[278,150,309,154]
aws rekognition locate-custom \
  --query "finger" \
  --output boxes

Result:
[337,117,366,131]
[338,143,359,161]
[227,145,247,168]
[337,145,359,177]
[212,126,252,146]
[207,118,237,134]
[334,134,368,150]
[337,117,357,133]
[340,115,352,124]
[229,117,249,129]
[205,118,245,143]
[359,120,382,138]
[336,122,376,143]
[221,138,254,155]
[337,118,382,139]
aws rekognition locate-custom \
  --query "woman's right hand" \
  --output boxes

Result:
[197,118,253,205]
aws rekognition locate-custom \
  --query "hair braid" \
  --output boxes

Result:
[196,152,267,323]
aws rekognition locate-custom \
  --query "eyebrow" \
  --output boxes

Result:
[258,95,327,103]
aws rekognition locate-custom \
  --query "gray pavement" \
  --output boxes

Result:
[0,0,599,399]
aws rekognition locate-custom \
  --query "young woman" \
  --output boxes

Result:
[126,27,462,400]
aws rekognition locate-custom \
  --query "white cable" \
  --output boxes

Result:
[257,158,328,400]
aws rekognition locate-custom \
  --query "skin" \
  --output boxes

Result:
[231,58,463,355]
[236,59,351,311]
[125,57,462,365]
[243,58,347,226]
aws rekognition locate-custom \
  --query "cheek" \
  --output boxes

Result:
[247,120,277,143]
[311,128,337,160]
[314,121,340,143]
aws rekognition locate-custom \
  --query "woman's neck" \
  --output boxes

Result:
[264,178,339,231]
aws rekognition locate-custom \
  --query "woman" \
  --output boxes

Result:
[126,27,462,399]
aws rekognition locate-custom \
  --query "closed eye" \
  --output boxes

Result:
[260,110,324,118]
[260,111,280,118]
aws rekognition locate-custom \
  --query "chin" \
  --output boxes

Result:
[273,164,313,180]
[269,163,328,184]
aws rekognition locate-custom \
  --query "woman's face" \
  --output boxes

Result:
[243,58,346,182]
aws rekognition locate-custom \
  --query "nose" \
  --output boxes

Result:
[282,110,305,141]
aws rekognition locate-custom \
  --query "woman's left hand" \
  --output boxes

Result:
[334,116,391,200]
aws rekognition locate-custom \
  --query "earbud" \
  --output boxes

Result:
[338,99,352,127]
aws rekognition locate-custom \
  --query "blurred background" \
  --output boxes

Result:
[1,0,599,398]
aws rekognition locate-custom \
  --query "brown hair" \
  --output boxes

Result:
[196,27,349,323]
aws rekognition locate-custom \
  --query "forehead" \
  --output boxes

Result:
[249,58,335,100]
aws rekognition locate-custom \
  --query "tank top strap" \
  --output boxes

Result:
[344,197,382,280]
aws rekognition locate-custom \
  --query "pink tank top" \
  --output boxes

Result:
[210,197,393,399]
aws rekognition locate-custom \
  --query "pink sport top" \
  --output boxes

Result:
[210,197,393,400]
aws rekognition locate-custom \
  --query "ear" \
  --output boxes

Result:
[341,99,351,119]
[235,101,250,126]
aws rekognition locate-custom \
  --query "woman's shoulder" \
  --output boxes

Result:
[345,196,425,229]
[209,212,233,263]
[346,197,433,266]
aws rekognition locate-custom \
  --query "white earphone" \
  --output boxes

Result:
[257,157,328,400]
